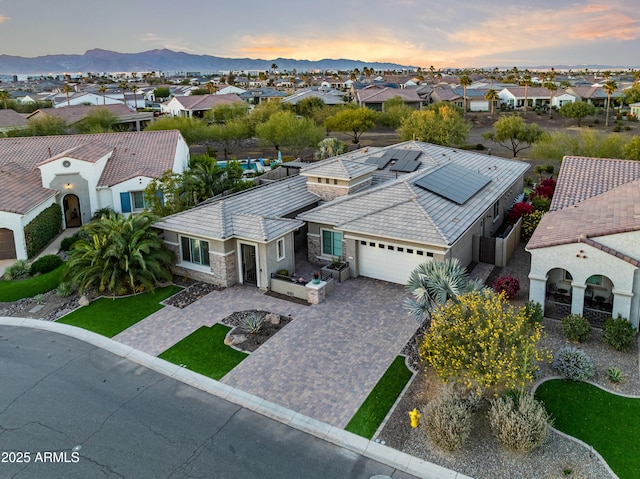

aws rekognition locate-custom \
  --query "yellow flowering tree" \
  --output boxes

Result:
[420,289,546,395]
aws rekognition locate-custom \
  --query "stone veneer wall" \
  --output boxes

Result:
[348,178,372,195]
[168,247,237,288]
[305,177,372,202]
[307,233,347,265]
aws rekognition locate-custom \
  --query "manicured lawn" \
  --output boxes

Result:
[345,356,413,439]
[158,324,247,380]
[0,265,65,302]
[57,285,181,337]
[535,379,640,479]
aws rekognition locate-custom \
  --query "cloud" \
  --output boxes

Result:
[0,15,8,24]
[139,33,196,53]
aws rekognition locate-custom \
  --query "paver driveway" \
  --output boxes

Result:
[114,277,419,429]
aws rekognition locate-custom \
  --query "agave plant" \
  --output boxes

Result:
[239,314,264,335]
[404,258,484,325]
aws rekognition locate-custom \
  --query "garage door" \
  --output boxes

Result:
[0,228,17,260]
[358,240,432,284]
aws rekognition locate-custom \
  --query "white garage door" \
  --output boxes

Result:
[358,240,432,284]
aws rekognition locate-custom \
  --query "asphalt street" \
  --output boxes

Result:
[0,325,418,479]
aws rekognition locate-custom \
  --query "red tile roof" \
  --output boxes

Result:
[528,157,640,264]
[169,94,243,111]
[27,104,138,125]
[0,162,57,214]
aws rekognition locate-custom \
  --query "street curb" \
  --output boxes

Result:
[0,317,472,479]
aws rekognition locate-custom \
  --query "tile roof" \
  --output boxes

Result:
[0,109,29,129]
[38,141,114,166]
[356,87,424,103]
[0,130,183,188]
[298,141,528,247]
[550,156,640,211]
[169,94,244,110]
[27,104,138,125]
[527,179,640,256]
[0,162,57,214]
[300,158,377,180]
[500,86,556,98]
[156,175,319,242]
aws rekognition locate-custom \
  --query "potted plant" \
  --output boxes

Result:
[312,271,321,284]
[321,256,350,283]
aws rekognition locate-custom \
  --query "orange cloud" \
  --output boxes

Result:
[582,4,612,13]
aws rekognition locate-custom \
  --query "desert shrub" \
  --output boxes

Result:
[561,314,592,342]
[521,301,543,327]
[489,392,552,452]
[508,202,534,223]
[30,254,63,275]
[613,125,622,132]
[493,275,520,299]
[521,210,544,240]
[524,176,534,186]
[422,387,474,451]
[552,346,595,381]
[607,367,624,383]
[56,281,75,298]
[3,259,31,280]
[239,314,264,334]
[603,317,636,351]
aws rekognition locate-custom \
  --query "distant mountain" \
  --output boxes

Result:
[0,48,416,75]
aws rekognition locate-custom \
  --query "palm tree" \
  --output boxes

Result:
[521,74,531,113]
[459,74,472,113]
[0,90,10,109]
[485,89,498,118]
[130,84,139,109]
[404,258,484,325]
[63,212,174,296]
[545,81,557,117]
[98,85,107,105]
[205,81,217,95]
[118,81,128,106]
[604,79,618,127]
[63,84,73,106]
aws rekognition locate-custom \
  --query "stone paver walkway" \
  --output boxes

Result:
[113,277,418,429]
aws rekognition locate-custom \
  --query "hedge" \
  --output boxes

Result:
[24,203,62,258]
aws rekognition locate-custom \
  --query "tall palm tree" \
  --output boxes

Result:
[118,81,128,106]
[404,258,484,325]
[459,74,472,113]
[0,90,10,109]
[521,74,531,113]
[130,84,139,109]
[63,84,73,106]
[98,84,107,105]
[205,81,217,94]
[604,79,618,127]
[485,89,498,118]
[545,81,557,117]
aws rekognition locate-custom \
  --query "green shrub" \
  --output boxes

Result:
[488,392,552,452]
[24,203,62,258]
[594,118,600,124]
[552,346,595,381]
[613,125,622,132]
[531,195,551,212]
[603,317,636,351]
[91,207,115,221]
[60,234,81,252]
[3,259,31,280]
[521,301,543,327]
[524,176,534,187]
[607,367,624,383]
[56,281,74,298]
[561,314,592,342]
[276,269,289,276]
[30,254,63,275]
[422,387,474,451]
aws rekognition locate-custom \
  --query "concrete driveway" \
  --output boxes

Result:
[114,277,419,429]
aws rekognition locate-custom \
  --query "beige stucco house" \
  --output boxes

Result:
[527,156,640,329]
[156,141,527,288]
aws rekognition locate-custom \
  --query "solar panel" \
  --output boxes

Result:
[365,155,392,169]
[414,163,491,205]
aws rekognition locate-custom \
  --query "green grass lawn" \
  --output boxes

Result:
[535,379,640,479]
[56,285,181,337]
[158,324,247,380]
[345,356,414,439]
[0,265,65,302]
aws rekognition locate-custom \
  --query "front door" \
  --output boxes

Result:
[63,194,82,227]
[241,244,257,286]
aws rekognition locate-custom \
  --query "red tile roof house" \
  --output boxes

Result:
[526,156,640,329]
[0,130,189,260]
[160,94,244,118]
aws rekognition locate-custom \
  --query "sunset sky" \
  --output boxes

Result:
[1,0,639,68]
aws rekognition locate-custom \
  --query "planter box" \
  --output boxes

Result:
[270,276,308,301]
[321,263,350,283]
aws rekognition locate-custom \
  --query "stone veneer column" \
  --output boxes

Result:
[306,281,326,304]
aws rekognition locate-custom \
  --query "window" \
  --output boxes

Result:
[369,242,375,247]
[493,201,500,221]
[563,270,573,282]
[417,250,424,256]
[407,248,414,254]
[586,275,602,286]
[322,230,343,257]
[180,236,210,266]
[387,245,394,250]
[427,252,434,257]
[378,243,385,248]
[397,247,404,252]
[360,240,366,245]
[276,238,285,261]
[325,178,330,184]
[132,191,146,210]
[317,177,321,183]
[333,179,338,185]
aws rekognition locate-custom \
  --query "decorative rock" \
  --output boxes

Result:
[78,295,91,307]
[224,334,247,346]
[265,313,280,325]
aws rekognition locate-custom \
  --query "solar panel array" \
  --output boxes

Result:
[365,149,421,172]
[414,163,491,205]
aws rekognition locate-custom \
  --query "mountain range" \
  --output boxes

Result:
[0,48,415,75]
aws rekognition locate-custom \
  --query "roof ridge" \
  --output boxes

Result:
[404,181,449,242]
